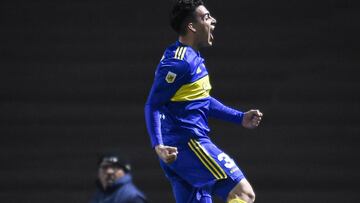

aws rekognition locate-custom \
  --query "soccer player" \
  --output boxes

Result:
[144,0,263,202]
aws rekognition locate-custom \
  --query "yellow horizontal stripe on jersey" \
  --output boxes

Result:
[190,139,227,179]
[188,142,221,180]
[171,75,212,101]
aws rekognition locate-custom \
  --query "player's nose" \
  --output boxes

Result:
[211,16,217,25]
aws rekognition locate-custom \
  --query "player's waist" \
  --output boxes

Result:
[161,119,210,133]
[161,126,209,144]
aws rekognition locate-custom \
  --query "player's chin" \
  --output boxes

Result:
[200,39,213,48]
[208,37,214,46]
[205,40,213,47]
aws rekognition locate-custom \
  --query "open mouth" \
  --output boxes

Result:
[210,27,215,41]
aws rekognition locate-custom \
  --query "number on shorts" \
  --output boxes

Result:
[217,152,235,169]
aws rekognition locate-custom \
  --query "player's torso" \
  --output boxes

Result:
[157,42,213,145]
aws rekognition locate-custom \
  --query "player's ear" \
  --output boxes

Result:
[187,22,197,33]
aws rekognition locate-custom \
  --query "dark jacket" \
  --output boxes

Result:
[90,174,147,203]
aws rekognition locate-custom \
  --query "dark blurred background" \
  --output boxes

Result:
[0,0,359,202]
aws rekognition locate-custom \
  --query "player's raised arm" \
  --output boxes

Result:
[208,96,244,124]
[208,97,263,129]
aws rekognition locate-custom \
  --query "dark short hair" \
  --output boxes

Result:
[98,154,131,173]
[170,0,204,35]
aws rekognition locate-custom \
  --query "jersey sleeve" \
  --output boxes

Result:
[144,60,191,147]
[208,96,244,124]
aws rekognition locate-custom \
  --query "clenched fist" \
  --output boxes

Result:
[155,144,178,163]
[242,109,263,129]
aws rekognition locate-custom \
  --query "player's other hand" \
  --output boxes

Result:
[155,144,178,164]
[242,109,263,129]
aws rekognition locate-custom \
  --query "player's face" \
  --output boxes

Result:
[98,163,125,189]
[193,5,217,48]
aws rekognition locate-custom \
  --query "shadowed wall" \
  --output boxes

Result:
[0,0,358,202]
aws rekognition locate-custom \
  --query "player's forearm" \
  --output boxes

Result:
[144,104,163,148]
[208,97,244,124]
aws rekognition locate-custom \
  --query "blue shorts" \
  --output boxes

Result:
[160,138,245,202]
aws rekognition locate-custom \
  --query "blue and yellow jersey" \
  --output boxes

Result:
[145,41,244,147]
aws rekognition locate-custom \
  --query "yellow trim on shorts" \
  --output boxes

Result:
[188,141,221,179]
[191,140,227,179]
[188,139,227,180]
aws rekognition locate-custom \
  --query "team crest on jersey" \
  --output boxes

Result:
[165,71,177,83]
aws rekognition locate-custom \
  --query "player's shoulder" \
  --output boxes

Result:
[157,42,190,74]
[162,41,201,68]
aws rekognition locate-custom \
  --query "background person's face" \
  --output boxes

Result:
[192,5,217,48]
[98,163,125,189]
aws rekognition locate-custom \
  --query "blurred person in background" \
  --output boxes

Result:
[89,154,147,203]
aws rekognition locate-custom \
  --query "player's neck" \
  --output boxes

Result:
[178,36,199,51]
